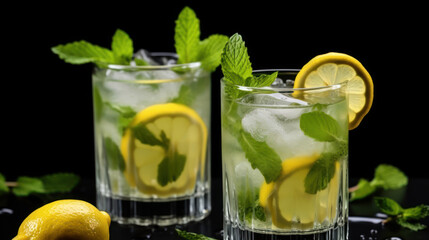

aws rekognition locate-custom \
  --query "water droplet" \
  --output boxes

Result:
[384,237,402,240]
[370,229,378,235]
[360,234,366,240]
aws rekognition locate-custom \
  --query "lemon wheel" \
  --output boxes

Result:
[259,154,341,229]
[121,103,207,197]
[294,52,374,130]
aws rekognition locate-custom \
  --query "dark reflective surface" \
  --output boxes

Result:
[1,178,428,240]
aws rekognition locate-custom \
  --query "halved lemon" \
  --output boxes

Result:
[259,154,340,229]
[120,103,207,197]
[294,52,374,130]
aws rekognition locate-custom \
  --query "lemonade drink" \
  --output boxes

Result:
[221,70,349,239]
[93,55,211,226]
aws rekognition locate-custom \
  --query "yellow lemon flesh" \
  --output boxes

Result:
[121,103,207,197]
[294,52,374,130]
[259,154,341,229]
[13,199,110,240]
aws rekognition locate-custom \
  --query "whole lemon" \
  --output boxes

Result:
[13,199,110,240]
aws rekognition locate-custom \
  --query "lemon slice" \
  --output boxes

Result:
[120,103,207,197]
[259,154,341,229]
[294,52,374,130]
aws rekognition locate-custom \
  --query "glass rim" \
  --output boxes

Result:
[103,52,202,70]
[221,68,348,92]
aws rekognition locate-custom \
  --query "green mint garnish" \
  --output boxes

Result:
[52,7,226,72]
[304,152,338,194]
[0,173,80,197]
[375,197,429,231]
[52,29,136,67]
[175,7,200,64]
[132,124,168,148]
[104,137,126,171]
[300,111,341,142]
[12,176,45,196]
[237,185,266,223]
[0,173,8,195]
[238,131,282,183]
[221,33,278,97]
[350,164,408,201]
[176,229,217,240]
[157,150,187,187]
[220,33,281,183]
[175,7,228,71]
[299,110,347,194]
[39,173,81,194]
[131,123,186,186]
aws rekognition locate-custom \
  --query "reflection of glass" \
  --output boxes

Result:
[93,53,211,226]
[221,70,349,239]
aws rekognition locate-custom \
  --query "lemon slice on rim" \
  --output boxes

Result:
[120,103,207,197]
[294,52,374,130]
[259,154,340,229]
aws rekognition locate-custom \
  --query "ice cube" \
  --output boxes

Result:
[102,70,182,111]
[234,160,264,187]
[133,49,177,66]
[241,107,323,160]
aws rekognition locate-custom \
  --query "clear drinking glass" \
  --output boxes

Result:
[221,69,349,239]
[93,53,211,226]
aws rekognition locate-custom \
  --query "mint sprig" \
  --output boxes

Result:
[176,229,217,240]
[375,197,429,231]
[52,7,227,72]
[221,33,278,98]
[220,33,282,183]
[52,29,135,67]
[350,164,408,201]
[175,7,228,71]
[0,173,80,197]
[299,110,347,194]
[131,123,186,186]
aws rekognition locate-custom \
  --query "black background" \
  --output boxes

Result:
[3,2,428,182]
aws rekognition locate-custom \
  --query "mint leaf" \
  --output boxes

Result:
[238,130,282,183]
[176,229,217,240]
[12,177,45,196]
[374,197,403,215]
[171,85,193,105]
[51,40,115,66]
[197,34,228,72]
[105,102,136,135]
[374,197,429,231]
[40,173,80,193]
[221,33,253,84]
[300,111,340,142]
[244,72,279,87]
[396,218,427,231]
[0,173,9,194]
[349,164,408,201]
[237,185,266,223]
[403,204,429,221]
[350,178,377,201]
[104,137,126,171]
[157,150,186,186]
[175,6,200,64]
[131,124,165,147]
[111,29,133,64]
[304,152,337,194]
[372,164,408,190]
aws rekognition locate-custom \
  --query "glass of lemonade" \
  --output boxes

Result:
[93,53,211,226]
[221,69,349,239]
